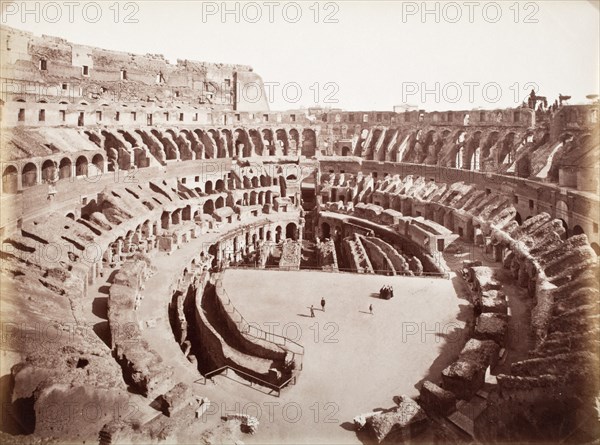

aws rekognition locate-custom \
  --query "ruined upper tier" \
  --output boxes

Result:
[0,25,269,111]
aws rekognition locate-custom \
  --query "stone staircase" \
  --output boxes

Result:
[446,390,489,438]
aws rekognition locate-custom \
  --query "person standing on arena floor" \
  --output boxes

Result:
[321,297,326,312]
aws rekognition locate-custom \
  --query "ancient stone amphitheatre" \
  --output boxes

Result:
[0,15,599,445]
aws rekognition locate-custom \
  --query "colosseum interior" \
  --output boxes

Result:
[0,10,599,445]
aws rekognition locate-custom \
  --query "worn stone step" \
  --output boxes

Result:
[447,410,474,438]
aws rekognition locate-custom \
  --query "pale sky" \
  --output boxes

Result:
[1,0,599,111]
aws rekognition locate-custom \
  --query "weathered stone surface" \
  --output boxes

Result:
[365,396,428,443]
[441,359,486,400]
[158,382,192,417]
[459,338,501,371]
[225,413,260,434]
[419,380,456,416]
[33,384,130,440]
[474,313,508,346]
[481,290,508,314]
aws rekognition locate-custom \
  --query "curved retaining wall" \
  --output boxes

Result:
[213,278,288,362]
[192,283,279,384]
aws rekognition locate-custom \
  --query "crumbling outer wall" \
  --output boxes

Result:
[1,25,264,112]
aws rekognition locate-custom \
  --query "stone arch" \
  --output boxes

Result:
[499,132,516,164]
[182,205,192,221]
[556,200,568,218]
[301,128,317,157]
[481,131,500,159]
[206,129,223,158]
[2,165,18,193]
[289,128,300,152]
[515,212,523,225]
[75,155,89,177]
[161,211,170,229]
[234,128,250,157]
[275,129,289,154]
[92,153,104,172]
[41,159,57,182]
[203,199,215,214]
[171,208,181,225]
[342,146,351,156]
[141,219,152,238]
[59,157,72,179]
[321,222,331,240]
[251,176,259,188]
[215,179,225,192]
[466,131,482,171]
[259,175,269,187]
[248,129,264,156]
[573,225,585,236]
[590,242,600,256]
[262,128,275,155]
[275,225,283,243]
[215,196,225,208]
[286,222,298,240]
[205,180,214,194]
[250,191,257,205]
[22,162,37,188]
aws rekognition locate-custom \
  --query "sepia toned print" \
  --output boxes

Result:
[0,1,598,444]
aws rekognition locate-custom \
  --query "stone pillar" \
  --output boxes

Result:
[493,244,503,262]
[115,239,123,263]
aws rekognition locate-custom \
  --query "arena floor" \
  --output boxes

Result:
[219,268,470,444]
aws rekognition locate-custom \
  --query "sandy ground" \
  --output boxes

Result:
[77,225,536,444]
[219,269,468,444]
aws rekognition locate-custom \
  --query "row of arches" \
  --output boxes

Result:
[103,203,301,269]
[336,125,532,172]
[86,126,319,170]
[2,153,105,192]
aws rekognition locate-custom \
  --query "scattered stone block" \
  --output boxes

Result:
[365,396,428,443]
[158,382,192,417]
[474,313,508,346]
[419,380,456,416]
[481,290,508,314]
[459,338,501,370]
[441,359,486,400]
[353,411,380,430]
[225,413,260,434]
